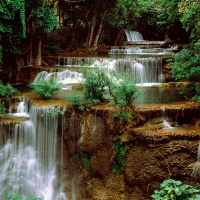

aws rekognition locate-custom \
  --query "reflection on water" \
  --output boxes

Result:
[133,87,188,105]
[14,84,188,105]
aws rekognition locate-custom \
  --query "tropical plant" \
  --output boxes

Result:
[28,78,62,99]
[0,82,20,100]
[4,190,41,200]
[32,3,60,66]
[81,66,109,102]
[151,179,200,200]
[170,0,200,102]
[66,89,85,110]
[112,137,128,174]
[0,0,26,71]
[108,71,139,107]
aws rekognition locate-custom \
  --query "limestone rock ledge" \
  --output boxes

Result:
[59,101,200,200]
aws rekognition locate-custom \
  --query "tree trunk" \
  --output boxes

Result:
[88,7,98,46]
[85,11,90,47]
[93,8,107,48]
[115,25,124,46]
[72,4,77,47]
[35,38,42,66]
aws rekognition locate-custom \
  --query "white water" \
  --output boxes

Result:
[39,57,163,86]
[162,108,174,129]
[0,103,67,199]
[34,69,83,85]
[109,47,173,55]
[108,58,163,84]
[124,30,144,41]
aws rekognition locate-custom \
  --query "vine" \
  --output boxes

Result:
[10,0,26,38]
[112,135,129,174]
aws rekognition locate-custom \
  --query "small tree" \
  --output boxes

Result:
[108,71,139,107]
[32,3,59,66]
[81,66,109,102]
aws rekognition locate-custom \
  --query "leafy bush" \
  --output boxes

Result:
[0,102,6,117]
[151,179,200,200]
[66,89,85,110]
[81,67,109,102]
[28,78,62,99]
[80,66,139,108]
[108,71,139,107]
[4,190,41,200]
[112,139,128,174]
[0,82,20,101]
[66,89,101,110]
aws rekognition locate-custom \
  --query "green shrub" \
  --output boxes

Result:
[28,78,62,99]
[81,66,109,102]
[108,71,139,107]
[66,89,101,110]
[4,190,41,200]
[170,42,200,102]
[66,89,85,110]
[151,179,200,200]
[112,139,128,174]
[78,65,140,108]
[0,102,6,117]
[0,82,20,101]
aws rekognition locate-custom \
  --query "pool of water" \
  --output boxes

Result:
[133,87,188,105]
[13,84,188,105]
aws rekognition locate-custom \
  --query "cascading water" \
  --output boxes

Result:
[108,58,163,85]
[45,57,163,86]
[0,101,67,200]
[109,30,175,55]
[162,107,173,129]
[34,69,84,86]
[124,30,144,41]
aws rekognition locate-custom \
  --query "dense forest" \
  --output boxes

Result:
[0,0,199,100]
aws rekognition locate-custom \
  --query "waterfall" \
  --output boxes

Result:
[79,117,86,143]
[124,30,144,41]
[38,57,163,86]
[0,104,67,199]
[17,97,29,113]
[112,58,162,84]
[33,70,83,85]
[162,108,173,129]
[92,109,97,134]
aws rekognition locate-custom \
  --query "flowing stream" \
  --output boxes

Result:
[0,101,67,200]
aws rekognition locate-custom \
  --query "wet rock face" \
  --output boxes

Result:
[62,102,200,200]
[125,140,198,197]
